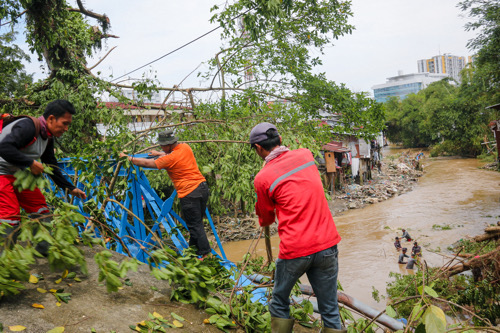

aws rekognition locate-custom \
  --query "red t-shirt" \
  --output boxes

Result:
[254,148,341,259]
[154,143,206,198]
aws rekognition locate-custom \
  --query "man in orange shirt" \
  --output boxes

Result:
[120,130,210,257]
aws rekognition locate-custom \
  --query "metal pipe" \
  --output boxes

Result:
[248,274,405,331]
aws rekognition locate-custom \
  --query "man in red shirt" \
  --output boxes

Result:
[250,122,344,333]
[120,130,210,257]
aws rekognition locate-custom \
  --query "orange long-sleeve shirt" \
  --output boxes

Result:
[154,143,206,198]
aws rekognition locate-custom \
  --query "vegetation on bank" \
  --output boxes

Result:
[384,0,500,159]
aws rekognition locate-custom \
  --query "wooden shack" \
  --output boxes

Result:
[321,141,351,194]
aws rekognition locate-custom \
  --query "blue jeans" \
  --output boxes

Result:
[269,245,341,329]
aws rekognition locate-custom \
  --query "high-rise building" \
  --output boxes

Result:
[417,54,467,82]
[372,71,449,103]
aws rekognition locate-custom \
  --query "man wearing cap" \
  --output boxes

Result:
[411,241,421,257]
[249,122,344,333]
[120,130,210,257]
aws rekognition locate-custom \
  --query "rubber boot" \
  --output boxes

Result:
[322,327,347,333]
[35,240,50,257]
[271,317,294,333]
[31,214,52,257]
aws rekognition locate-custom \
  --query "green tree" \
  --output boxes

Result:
[0,0,385,213]
[0,31,33,98]
[459,0,500,89]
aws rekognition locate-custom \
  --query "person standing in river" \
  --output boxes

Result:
[120,130,211,258]
[411,241,422,257]
[394,237,402,251]
[406,253,418,270]
[249,122,345,333]
[401,228,412,241]
[398,248,409,264]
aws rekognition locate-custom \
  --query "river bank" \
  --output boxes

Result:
[328,156,424,216]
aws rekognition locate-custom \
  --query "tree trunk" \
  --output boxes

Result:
[446,245,500,277]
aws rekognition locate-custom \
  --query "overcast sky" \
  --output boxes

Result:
[11,0,477,97]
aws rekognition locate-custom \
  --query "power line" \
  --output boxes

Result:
[111,10,249,83]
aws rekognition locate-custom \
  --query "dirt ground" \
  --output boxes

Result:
[0,245,317,333]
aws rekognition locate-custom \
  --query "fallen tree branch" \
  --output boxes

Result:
[135,140,249,154]
[112,82,295,103]
[88,46,117,71]
[474,226,500,242]
[446,245,500,277]
[69,0,110,24]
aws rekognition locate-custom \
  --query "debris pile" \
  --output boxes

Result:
[331,160,423,214]
[480,161,499,171]
[206,216,278,243]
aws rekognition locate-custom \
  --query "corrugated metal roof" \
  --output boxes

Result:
[322,141,350,153]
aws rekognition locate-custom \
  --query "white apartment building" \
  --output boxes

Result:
[372,71,449,103]
[417,54,467,82]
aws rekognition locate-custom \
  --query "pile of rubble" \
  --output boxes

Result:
[480,161,499,171]
[331,161,423,214]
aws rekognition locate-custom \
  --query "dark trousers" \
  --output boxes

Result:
[179,182,210,256]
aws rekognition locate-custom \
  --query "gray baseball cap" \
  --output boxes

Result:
[157,130,178,145]
[249,122,278,144]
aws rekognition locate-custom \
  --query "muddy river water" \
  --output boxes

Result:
[221,152,500,310]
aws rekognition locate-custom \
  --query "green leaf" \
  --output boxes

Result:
[423,305,446,333]
[385,305,397,318]
[46,327,64,333]
[171,312,185,322]
[423,285,438,298]
[409,302,423,322]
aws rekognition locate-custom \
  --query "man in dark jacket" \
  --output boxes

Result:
[398,248,409,264]
[0,99,86,250]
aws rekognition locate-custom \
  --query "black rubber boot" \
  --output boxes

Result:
[35,240,50,257]
[31,214,52,257]
[271,317,294,333]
